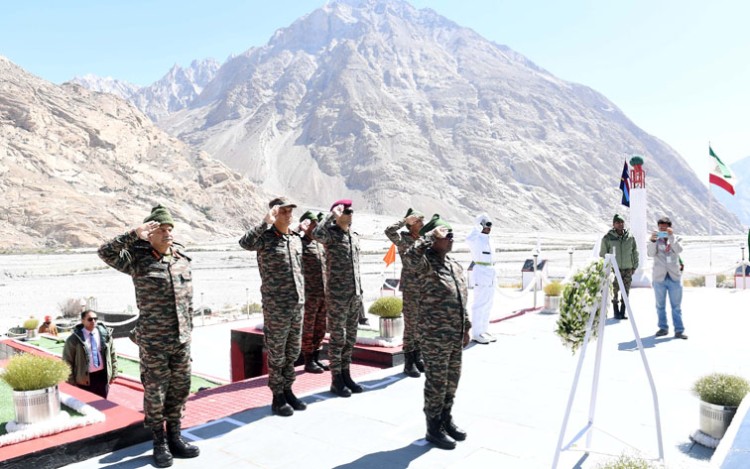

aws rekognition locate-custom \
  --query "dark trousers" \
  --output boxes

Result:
[80,369,109,399]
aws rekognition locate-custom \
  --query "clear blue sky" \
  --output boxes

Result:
[1,0,748,178]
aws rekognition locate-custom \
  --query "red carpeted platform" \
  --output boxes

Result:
[0,337,385,468]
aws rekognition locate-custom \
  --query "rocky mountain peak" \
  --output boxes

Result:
[0,57,266,250]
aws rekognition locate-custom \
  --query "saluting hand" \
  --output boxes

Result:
[427,225,449,240]
[264,206,279,225]
[136,221,160,241]
[332,204,344,219]
[404,214,420,226]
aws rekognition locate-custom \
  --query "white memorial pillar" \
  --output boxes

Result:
[629,156,651,287]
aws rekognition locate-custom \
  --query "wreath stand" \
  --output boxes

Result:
[551,253,664,468]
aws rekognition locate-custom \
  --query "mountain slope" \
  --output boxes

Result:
[0,56,266,250]
[156,0,738,234]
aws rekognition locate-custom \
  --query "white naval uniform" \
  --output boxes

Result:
[466,226,495,338]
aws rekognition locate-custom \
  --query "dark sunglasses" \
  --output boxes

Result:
[445,232,454,240]
[342,208,354,215]
[483,222,492,227]
[87,317,98,322]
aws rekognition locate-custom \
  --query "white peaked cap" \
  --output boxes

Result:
[475,212,492,226]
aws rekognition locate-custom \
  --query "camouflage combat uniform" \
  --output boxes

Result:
[404,237,471,419]
[240,222,304,393]
[98,231,193,428]
[384,220,421,353]
[312,214,364,373]
[300,233,327,356]
[599,228,639,318]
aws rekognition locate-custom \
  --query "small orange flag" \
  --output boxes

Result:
[383,243,397,267]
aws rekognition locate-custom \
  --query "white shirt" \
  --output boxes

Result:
[82,327,104,373]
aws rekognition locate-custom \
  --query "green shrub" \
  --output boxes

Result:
[22,317,40,330]
[368,297,403,318]
[597,454,656,468]
[683,276,705,287]
[543,280,564,296]
[0,354,71,391]
[693,373,750,407]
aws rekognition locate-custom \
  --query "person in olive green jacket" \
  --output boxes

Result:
[599,214,639,319]
[62,310,118,398]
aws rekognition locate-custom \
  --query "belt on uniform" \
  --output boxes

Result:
[474,261,492,266]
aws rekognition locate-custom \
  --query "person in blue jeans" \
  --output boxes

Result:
[647,216,687,339]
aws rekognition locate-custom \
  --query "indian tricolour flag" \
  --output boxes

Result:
[709,145,736,195]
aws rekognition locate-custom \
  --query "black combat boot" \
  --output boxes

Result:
[330,373,352,397]
[403,351,420,378]
[313,349,330,371]
[283,388,307,411]
[271,392,294,416]
[151,424,174,468]
[304,353,324,373]
[612,300,621,319]
[425,416,456,450]
[166,421,200,458]
[619,301,628,319]
[414,349,426,373]
[441,409,467,441]
[342,368,364,393]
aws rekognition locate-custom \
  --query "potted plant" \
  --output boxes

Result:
[542,280,564,313]
[0,353,71,424]
[693,373,750,439]
[23,316,40,340]
[368,297,404,340]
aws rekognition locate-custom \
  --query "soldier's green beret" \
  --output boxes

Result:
[299,210,318,223]
[144,205,175,226]
[405,208,424,219]
[419,214,452,236]
[613,214,624,223]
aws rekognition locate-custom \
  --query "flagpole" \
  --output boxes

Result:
[708,142,713,271]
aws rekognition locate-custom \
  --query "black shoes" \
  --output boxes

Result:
[271,392,294,416]
[151,425,174,468]
[313,350,330,371]
[304,353,324,374]
[414,349,426,373]
[403,351,421,378]
[330,373,352,398]
[283,388,307,411]
[655,329,668,337]
[675,332,688,340]
[441,410,467,441]
[342,368,363,393]
[166,422,200,459]
[425,416,456,450]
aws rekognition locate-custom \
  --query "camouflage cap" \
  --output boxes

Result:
[143,205,175,226]
[404,208,424,219]
[299,210,318,223]
[613,214,625,223]
[268,197,297,209]
[419,214,452,236]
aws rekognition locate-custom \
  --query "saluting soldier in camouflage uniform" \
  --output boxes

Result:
[312,199,365,397]
[98,205,200,468]
[385,208,425,378]
[239,197,307,417]
[404,214,471,450]
[298,210,329,373]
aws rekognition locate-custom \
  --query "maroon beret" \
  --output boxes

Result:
[330,199,352,211]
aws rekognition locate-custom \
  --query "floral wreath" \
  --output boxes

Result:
[556,258,609,353]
